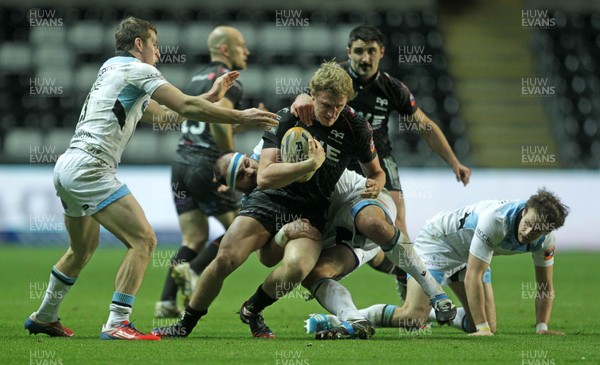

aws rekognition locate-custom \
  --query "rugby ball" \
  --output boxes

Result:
[280,127,315,182]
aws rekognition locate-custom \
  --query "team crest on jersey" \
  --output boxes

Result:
[544,245,555,260]
[141,100,149,112]
[330,130,345,140]
[376,97,388,107]
[375,97,389,112]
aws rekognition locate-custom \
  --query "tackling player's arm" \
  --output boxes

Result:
[257,139,325,189]
[140,100,185,125]
[359,157,385,198]
[150,83,278,128]
[534,265,563,335]
[464,253,493,336]
[411,108,471,186]
[210,97,235,152]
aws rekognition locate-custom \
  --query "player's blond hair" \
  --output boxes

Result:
[309,61,355,101]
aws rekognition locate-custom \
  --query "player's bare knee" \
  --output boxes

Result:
[280,261,310,285]
[212,250,241,277]
[138,230,157,257]
[355,214,390,243]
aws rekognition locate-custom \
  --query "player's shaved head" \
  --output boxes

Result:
[208,26,239,54]
[207,26,248,70]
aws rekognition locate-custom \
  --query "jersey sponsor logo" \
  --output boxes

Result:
[544,245,555,260]
[145,72,163,80]
[370,137,376,154]
[409,93,416,108]
[476,227,493,246]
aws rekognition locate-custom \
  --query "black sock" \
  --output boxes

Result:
[180,305,207,330]
[160,246,198,301]
[189,235,222,274]
[245,284,278,314]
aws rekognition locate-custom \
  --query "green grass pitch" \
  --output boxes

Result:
[1,246,598,364]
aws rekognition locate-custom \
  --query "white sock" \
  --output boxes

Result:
[382,230,445,300]
[314,279,363,321]
[36,267,76,323]
[358,304,397,327]
[106,304,132,327]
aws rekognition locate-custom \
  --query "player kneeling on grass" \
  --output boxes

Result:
[23,16,277,340]
[307,189,569,336]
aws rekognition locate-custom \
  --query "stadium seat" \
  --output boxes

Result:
[3,128,44,162]
[153,22,180,50]
[73,64,100,94]
[297,24,332,55]
[181,23,216,54]
[67,21,104,52]
[257,25,295,56]
[238,68,265,98]
[29,26,66,45]
[44,128,74,155]
[0,43,32,73]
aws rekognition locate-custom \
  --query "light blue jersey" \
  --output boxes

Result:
[415,200,556,274]
[69,55,168,167]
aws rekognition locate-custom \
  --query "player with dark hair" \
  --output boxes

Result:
[293,24,471,237]
[307,189,569,337]
[155,25,253,318]
[24,16,277,340]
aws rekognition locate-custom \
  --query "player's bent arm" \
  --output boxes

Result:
[413,108,471,185]
[151,83,278,128]
[290,93,314,126]
[257,147,320,189]
[534,265,563,335]
[209,97,235,152]
[465,253,493,335]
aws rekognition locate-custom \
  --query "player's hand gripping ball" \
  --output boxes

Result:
[280,127,315,182]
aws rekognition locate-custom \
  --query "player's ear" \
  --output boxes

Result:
[133,37,143,52]
[220,44,229,57]
[380,46,385,58]
[346,47,351,57]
